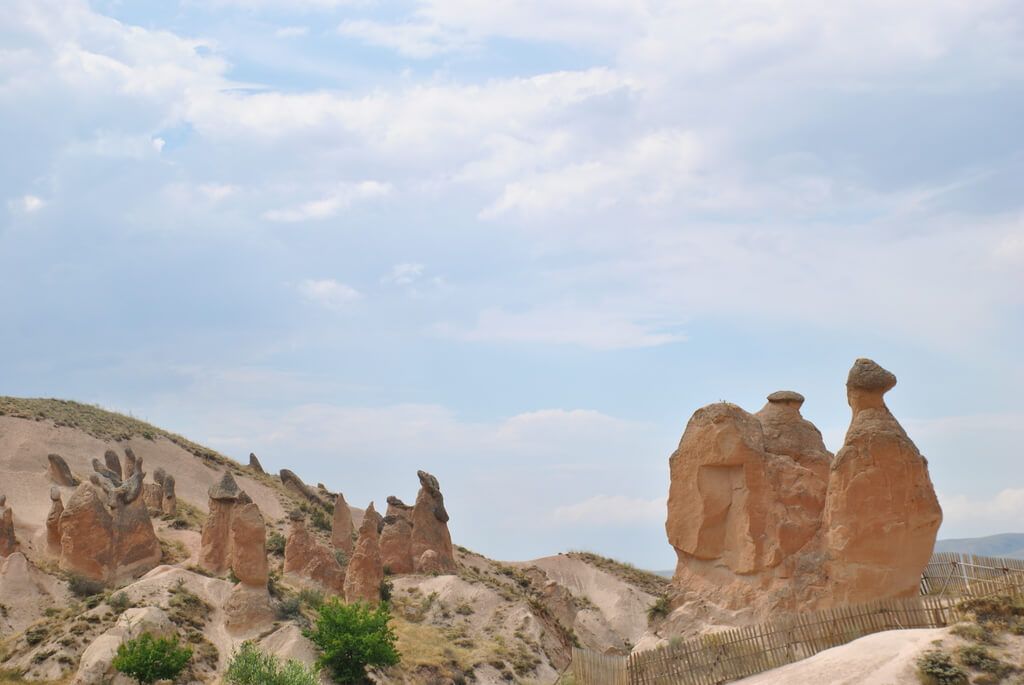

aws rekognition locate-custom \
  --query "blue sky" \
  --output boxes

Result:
[1,0,1022,569]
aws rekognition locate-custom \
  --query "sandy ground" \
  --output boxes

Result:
[0,415,286,546]
[734,628,950,685]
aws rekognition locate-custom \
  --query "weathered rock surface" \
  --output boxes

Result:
[71,606,175,685]
[248,452,265,473]
[280,469,320,503]
[410,471,457,574]
[0,552,67,635]
[823,359,943,605]
[665,360,941,615]
[285,513,346,594]
[344,502,383,604]
[48,453,79,486]
[161,473,177,516]
[0,494,17,557]
[380,496,414,574]
[200,471,268,587]
[46,486,64,551]
[224,583,274,633]
[331,491,355,557]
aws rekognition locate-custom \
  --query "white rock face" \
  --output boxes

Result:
[72,606,175,685]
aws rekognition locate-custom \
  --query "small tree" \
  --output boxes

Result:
[305,599,400,683]
[225,641,319,685]
[112,632,192,684]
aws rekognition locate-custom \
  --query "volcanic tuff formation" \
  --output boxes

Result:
[59,451,161,584]
[665,359,942,616]
[0,494,17,557]
[331,491,356,557]
[380,496,414,574]
[284,510,346,594]
[344,501,384,604]
[47,453,78,486]
[410,470,457,573]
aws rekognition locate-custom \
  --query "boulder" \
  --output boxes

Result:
[161,474,177,516]
[285,512,346,594]
[344,502,383,604]
[225,583,275,633]
[823,359,943,605]
[48,453,79,486]
[410,471,457,573]
[249,452,265,474]
[379,496,414,575]
[331,492,355,557]
[46,486,64,551]
[0,494,17,557]
[142,482,163,514]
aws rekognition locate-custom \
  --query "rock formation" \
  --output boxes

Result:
[284,511,346,594]
[249,452,265,474]
[200,471,268,585]
[665,359,942,616]
[47,453,79,486]
[59,453,161,584]
[103,449,123,481]
[280,469,320,503]
[161,473,177,516]
[379,496,414,574]
[344,502,384,604]
[0,494,18,557]
[410,470,457,573]
[72,606,175,685]
[46,487,63,551]
[143,467,165,514]
[331,492,355,557]
[823,359,943,605]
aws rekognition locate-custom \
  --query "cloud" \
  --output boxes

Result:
[941,489,1024,532]
[438,304,686,350]
[262,181,391,222]
[275,26,310,38]
[337,20,470,58]
[8,195,45,213]
[197,183,238,201]
[297,279,361,308]
[554,494,667,526]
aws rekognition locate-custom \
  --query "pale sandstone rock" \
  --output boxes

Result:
[71,607,174,685]
[225,583,275,633]
[142,482,163,514]
[46,486,63,551]
[161,473,177,516]
[410,471,457,574]
[823,359,943,606]
[666,360,942,616]
[0,494,17,557]
[0,552,67,635]
[331,491,355,557]
[285,513,346,594]
[379,496,414,574]
[47,453,79,486]
[344,502,383,603]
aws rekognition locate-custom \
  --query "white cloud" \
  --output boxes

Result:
[8,195,45,213]
[297,279,361,308]
[940,489,1024,532]
[554,494,667,526]
[151,137,165,153]
[438,304,686,350]
[262,181,391,222]
[337,20,470,58]
[382,263,425,285]
[198,183,238,201]
[275,26,310,38]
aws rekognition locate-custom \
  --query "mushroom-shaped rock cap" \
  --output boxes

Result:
[209,471,243,501]
[50,486,61,501]
[767,390,805,405]
[847,358,897,393]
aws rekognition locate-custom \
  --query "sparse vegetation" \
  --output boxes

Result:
[647,595,671,622]
[309,506,332,532]
[917,650,968,685]
[225,641,320,685]
[167,579,213,631]
[108,592,131,614]
[566,551,671,597]
[0,397,230,467]
[298,588,324,610]
[267,532,287,556]
[67,574,105,599]
[305,599,400,683]
[956,644,1013,679]
[112,632,192,684]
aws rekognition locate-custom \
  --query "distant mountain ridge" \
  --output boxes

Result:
[934,533,1024,559]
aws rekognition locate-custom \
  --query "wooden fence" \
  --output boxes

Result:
[572,552,1024,685]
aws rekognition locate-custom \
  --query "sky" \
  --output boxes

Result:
[1,0,1022,570]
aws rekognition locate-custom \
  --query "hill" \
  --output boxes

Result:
[934,533,1024,559]
[0,397,667,684]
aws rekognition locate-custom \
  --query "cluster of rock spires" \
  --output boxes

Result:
[665,358,943,616]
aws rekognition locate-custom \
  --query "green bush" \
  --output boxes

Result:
[917,650,968,685]
[108,592,131,613]
[310,507,332,532]
[225,641,320,685]
[305,599,400,683]
[267,532,287,556]
[956,645,1013,678]
[68,575,105,598]
[647,596,671,622]
[112,633,192,684]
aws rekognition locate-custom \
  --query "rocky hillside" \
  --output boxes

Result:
[0,398,667,684]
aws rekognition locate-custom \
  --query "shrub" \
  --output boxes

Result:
[267,532,287,555]
[310,507,331,532]
[68,574,105,598]
[298,588,324,610]
[647,596,671,622]
[305,599,400,683]
[380,579,393,603]
[917,650,968,685]
[956,645,1013,678]
[335,550,348,567]
[950,622,999,645]
[225,641,320,685]
[108,592,131,613]
[278,596,302,621]
[112,633,192,684]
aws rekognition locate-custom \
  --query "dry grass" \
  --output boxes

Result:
[566,552,672,597]
[0,397,230,468]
